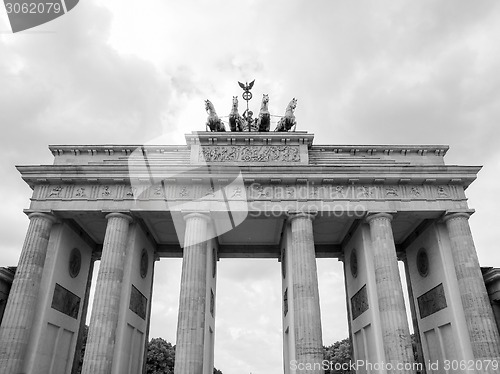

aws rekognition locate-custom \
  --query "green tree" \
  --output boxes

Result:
[75,331,222,374]
[145,337,223,374]
[146,338,176,374]
[323,338,352,374]
[323,334,422,374]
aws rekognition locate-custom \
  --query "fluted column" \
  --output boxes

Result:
[289,213,324,373]
[81,212,133,374]
[444,212,500,365]
[366,213,415,373]
[174,213,210,374]
[0,212,56,374]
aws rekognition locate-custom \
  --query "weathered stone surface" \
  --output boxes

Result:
[0,212,56,374]
[417,283,447,319]
[129,285,147,320]
[200,145,301,163]
[351,284,369,320]
[81,212,132,374]
[367,212,415,373]
[289,213,324,373]
[174,213,210,374]
[9,132,498,373]
[444,212,500,366]
[51,283,81,319]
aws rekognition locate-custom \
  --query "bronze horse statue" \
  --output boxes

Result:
[228,96,244,132]
[256,94,270,132]
[205,99,225,132]
[275,98,297,132]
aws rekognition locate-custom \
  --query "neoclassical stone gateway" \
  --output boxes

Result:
[0,131,499,374]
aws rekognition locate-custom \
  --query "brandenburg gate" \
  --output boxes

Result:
[1,126,499,372]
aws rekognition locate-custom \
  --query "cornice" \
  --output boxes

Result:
[310,144,449,156]
[48,144,189,156]
[16,163,481,188]
[483,268,500,285]
[47,143,448,157]
[185,131,314,148]
[0,267,16,283]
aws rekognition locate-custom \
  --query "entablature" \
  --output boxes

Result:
[17,163,481,190]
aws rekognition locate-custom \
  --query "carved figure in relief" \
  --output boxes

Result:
[48,186,62,197]
[75,187,86,197]
[251,183,269,198]
[281,146,300,162]
[228,96,244,132]
[231,187,242,198]
[386,187,399,196]
[437,186,449,197]
[275,98,297,132]
[154,186,163,196]
[256,94,271,132]
[126,186,137,197]
[102,186,111,197]
[201,145,299,163]
[205,99,226,132]
[179,186,189,197]
[359,186,373,198]
[410,186,421,197]
[335,186,345,197]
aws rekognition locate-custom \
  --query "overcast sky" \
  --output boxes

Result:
[2,1,500,373]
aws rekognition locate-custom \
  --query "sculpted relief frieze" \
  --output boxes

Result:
[199,145,300,163]
[34,182,465,203]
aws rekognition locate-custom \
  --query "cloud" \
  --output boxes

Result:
[3,1,500,373]
[0,0,184,266]
[214,259,283,372]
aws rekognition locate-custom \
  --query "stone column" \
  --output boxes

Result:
[366,213,415,373]
[174,213,210,374]
[444,212,500,364]
[339,255,355,366]
[72,252,98,374]
[0,212,56,374]
[289,213,324,372]
[401,253,426,374]
[81,212,133,374]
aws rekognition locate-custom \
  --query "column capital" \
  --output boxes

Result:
[287,211,316,222]
[105,212,133,223]
[26,211,58,224]
[183,212,211,222]
[365,211,394,224]
[91,251,101,262]
[397,251,407,262]
[442,210,474,223]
